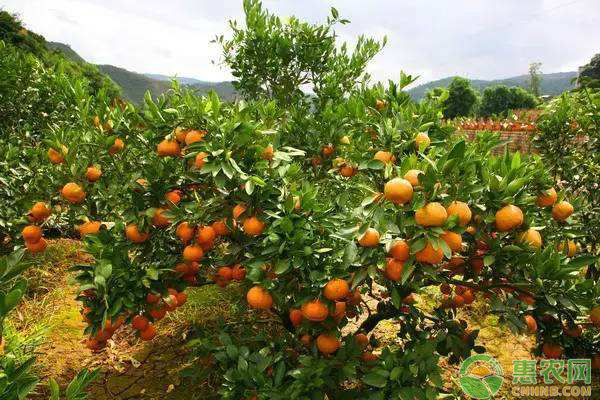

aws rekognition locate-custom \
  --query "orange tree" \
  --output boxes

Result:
[59,1,600,398]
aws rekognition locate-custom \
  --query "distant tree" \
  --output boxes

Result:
[424,86,448,102]
[528,62,542,97]
[478,85,538,117]
[442,77,478,119]
[578,53,600,87]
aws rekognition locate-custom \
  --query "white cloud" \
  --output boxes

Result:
[3,0,599,85]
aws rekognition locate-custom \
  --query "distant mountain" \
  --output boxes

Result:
[46,41,86,63]
[144,73,205,85]
[97,65,173,103]
[46,42,237,103]
[408,72,577,100]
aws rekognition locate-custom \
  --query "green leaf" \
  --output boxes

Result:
[362,372,387,388]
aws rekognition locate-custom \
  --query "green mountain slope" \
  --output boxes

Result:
[408,72,577,100]
[46,42,238,103]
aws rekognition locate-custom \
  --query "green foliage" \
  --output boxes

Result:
[441,77,479,119]
[579,53,600,84]
[528,62,542,97]
[478,85,538,117]
[408,72,577,101]
[533,85,600,277]
[48,369,99,400]
[217,0,384,107]
[0,11,120,99]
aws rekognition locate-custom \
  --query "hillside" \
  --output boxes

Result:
[144,73,205,85]
[408,71,577,100]
[97,64,172,103]
[45,43,237,103]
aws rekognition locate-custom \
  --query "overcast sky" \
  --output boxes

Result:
[3,0,599,85]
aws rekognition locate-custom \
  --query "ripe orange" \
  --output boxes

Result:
[175,127,188,142]
[536,187,557,207]
[389,239,409,261]
[415,132,430,149]
[592,355,600,369]
[108,138,124,155]
[157,139,181,157]
[384,258,403,281]
[26,238,47,253]
[300,334,311,347]
[355,333,369,348]
[22,225,42,243]
[361,352,378,362]
[232,203,247,219]
[383,178,413,205]
[132,315,149,331]
[212,219,231,236]
[323,279,350,301]
[30,202,51,221]
[218,266,233,281]
[261,145,274,160]
[139,324,156,341]
[175,263,191,275]
[403,169,422,187]
[542,342,563,359]
[465,226,476,235]
[358,228,380,247]
[311,156,322,167]
[243,216,265,236]
[316,333,340,355]
[322,145,334,157]
[518,293,535,305]
[149,307,166,320]
[125,224,149,243]
[590,307,600,327]
[552,201,574,221]
[415,202,447,227]
[146,293,160,304]
[194,151,208,169]
[61,182,86,204]
[495,204,523,231]
[183,245,204,262]
[196,225,216,244]
[176,292,188,306]
[246,286,273,309]
[441,231,462,253]
[524,315,537,333]
[165,190,181,205]
[77,221,101,237]
[373,151,395,164]
[558,240,577,257]
[520,228,542,249]
[48,146,66,164]
[301,300,329,322]
[231,264,246,281]
[185,130,205,145]
[563,324,582,337]
[86,166,102,182]
[331,301,346,321]
[339,165,356,177]
[446,201,472,226]
[152,208,171,227]
[176,222,195,243]
[289,309,303,327]
[416,241,444,264]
